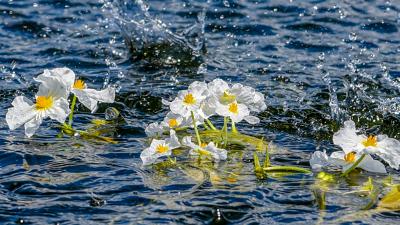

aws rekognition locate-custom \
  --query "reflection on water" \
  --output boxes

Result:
[0,0,400,223]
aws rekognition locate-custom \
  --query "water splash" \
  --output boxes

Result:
[102,0,206,67]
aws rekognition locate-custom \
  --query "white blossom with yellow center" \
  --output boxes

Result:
[145,112,199,137]
[202,79,267,119]
[332,120,400,170]
[167,81,208,118]
[214,100,259,124]
[310,150,387,173]
[140,130,181,165]
[182,136,227,161]
[6,70,70,137]
[35,67,115,113]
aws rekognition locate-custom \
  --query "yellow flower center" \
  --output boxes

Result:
[220,91,236,104]
[168,118,179,128]
[183,93,196,105]
[156,144,169,154]
[200,143,207,148]
[344,152,356,163]
[35,96,53,110]
[73,79,86,90]
[228,102,239,114]
[362,136,377,148]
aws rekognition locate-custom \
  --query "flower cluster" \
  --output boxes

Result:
[310,120,400,174]
[6,68,115,137]
[141,79,266,166]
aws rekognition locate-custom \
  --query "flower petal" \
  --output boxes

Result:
[35,68,74,99]
[145,122,163,137]
[166,130,180,149]
[358,154,387,173]
[205,142,228,161]
[309,151,330,169]
[72,87,115,113]
[371,136,400,170]
[332,120,365,154]
[6,96,36,130]
[329,151,348,167]
[47,98,70,123]
[244,115,260,124]
[24,115,43,137]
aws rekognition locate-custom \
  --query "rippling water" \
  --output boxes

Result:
[1,0,400,224]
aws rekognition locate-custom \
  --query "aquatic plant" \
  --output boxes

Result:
[6,68,116,141]
[142,79,310,179]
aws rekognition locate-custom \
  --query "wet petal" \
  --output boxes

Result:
[244,115,260,124]
[309,151,330,169]
[332,120,365,154]
[329,151,348,167]
[47,98,70,123]
[35,68,74,99]
[205,142,227,161]
[6,96,36,130]
[373,136,400,170]
[145,122,163,137]
[358,154,387,173]
[24,115,43,137]
[166,130,180,149]
[72,87,115,113]
[182,136,197,149]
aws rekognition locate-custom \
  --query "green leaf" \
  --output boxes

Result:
[377,185,400,210]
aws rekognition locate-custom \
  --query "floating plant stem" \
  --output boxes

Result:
[263,166,311,174]
[191,111,202,146]
[231,121,238,134]
[203,121,210,130]
[341,154,367,177]
[206,118,217,130]
[253,152,267,179]
[68,94,77,127]
[223,117,228,147]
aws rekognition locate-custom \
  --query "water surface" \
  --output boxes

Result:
[1,0,400,224]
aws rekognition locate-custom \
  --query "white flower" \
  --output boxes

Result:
[215,100,260,124]
[333,120,400,170]
[140,130,180,165]
[35,67,115,113]
[206,79,266,114]
[145,122,164,137]
[145,112,202,137]
[169,81,208,118]
[310,150,386,174]
[182,136,227,161]
[6,76,70,137]
[229,83,267,113]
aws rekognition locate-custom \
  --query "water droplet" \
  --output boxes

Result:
[349,32,357,41]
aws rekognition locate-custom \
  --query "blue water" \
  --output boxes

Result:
[1,0,400,224]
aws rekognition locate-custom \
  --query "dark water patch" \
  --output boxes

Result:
[362,21,398,33]
[261,5,306,14]
[313,17,357,27]
[285,22,334,33]
[285,40,338,52]
[4,21,61,38]
[206,23,276,36]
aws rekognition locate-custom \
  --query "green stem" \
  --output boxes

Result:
[205,118,217,130]
[223,117,228,147]
[68,94,77,126]
[191,111,201,146]
[167,156,176,165]
[232,121,238,134]
[203,121,210,130]
[341,154,367,177]
[263,166,311,174]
